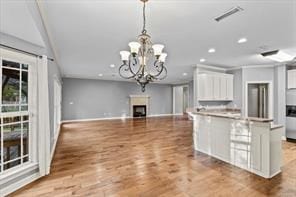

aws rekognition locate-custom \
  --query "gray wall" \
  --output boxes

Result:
[227,69,242,108]
[274,65,286,126]
[62,78,173,120]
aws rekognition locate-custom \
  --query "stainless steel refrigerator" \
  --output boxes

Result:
[248,84,269,118]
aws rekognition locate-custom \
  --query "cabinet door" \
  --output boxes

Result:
[196,116,211,153]
[197,75,206,100]
[288,70,296,89]
[213,75,220,100]
[226,75,234,100]
[205,75,214,100]
[220,76,227,100]
[211,118,231,161]
[251,132,262,171]
[198,74,213,100]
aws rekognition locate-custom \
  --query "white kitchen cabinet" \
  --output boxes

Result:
[226,75,234,100]
[220,76,227,100]
[213,75,220,100]
[192,114,283,178]
[197,74,213,101]
[287,69,296,89]
[197,73,233,101]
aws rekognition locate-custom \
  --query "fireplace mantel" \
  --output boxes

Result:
[130,95,150,117]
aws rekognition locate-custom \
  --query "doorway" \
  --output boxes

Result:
[173,85,189,115]
[245,81,273,119]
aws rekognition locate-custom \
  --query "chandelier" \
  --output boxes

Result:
[119,0,167,92]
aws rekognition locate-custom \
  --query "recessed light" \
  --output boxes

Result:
[208,48,216,53]
[200,58,206,62]
[238,37,247,43]
[110,64,115,68]
[98,73,103,77]
[183,73,188,76]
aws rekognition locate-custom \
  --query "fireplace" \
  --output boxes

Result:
[130,95,150,118]
[133,105,146,117]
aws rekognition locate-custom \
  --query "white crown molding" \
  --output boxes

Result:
[226,63,288,71]
[196,64,227,72]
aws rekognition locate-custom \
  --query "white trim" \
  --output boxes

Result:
[173,113,184,116]
[244,81,274,119]
[242,65,275,69]
[1,172,40,196]
[226,64,286,71]
[62,114,177,123]
[0,163,38,185]
[50,124,61,163]
[149,113,176,117]
[196,64,227,72]
[37,56,51,176]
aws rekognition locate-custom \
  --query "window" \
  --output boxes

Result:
[1,59,31,172]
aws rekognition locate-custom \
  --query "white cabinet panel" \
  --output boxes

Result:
[197,75,206,100]
[251,133,262,171]
[211,118,231,161]
[220,76,227,100]
[288,70,296,89]
[204,75,213,100]
[213,75,220,100]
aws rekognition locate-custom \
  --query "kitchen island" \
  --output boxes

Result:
[190,111,283,178]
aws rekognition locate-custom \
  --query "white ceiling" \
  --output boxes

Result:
[0,0,45,47]
[1,0,296,84]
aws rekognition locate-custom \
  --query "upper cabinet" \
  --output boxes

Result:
[197,73,234,101]
[288,69,296,89]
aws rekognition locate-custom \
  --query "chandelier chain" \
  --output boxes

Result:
[142,2,147,34]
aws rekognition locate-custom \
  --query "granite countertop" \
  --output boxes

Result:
[191,111,274,123]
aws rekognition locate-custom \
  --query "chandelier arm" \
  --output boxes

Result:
[156,66,167,80]
[148,60,165,78]
[128,57,138,76]
[119,63,137,79]
[150,65,167,80]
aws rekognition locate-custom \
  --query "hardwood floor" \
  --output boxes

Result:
[10,116,296,197]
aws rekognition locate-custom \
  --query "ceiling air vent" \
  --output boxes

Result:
[215,6,243,22]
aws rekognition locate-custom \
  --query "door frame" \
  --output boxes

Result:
[173,85,189,115]
[244,81,273,119]
[0,48,40,195]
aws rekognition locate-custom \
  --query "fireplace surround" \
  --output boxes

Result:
[130,95,150,118]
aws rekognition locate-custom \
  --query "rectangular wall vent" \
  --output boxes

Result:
[215,6,243,22]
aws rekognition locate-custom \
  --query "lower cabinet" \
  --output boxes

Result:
[193,115,283,178]
[211,118,230,161]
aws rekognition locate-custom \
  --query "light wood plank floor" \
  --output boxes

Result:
[10,116,296,197]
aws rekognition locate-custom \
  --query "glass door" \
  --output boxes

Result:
[0,50,37,174]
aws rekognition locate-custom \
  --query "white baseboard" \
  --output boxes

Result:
[62,116,132,123]
[62,114,177,123]
[173,113,184,116]
[50,124,61,163]
[148,113,174,117]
